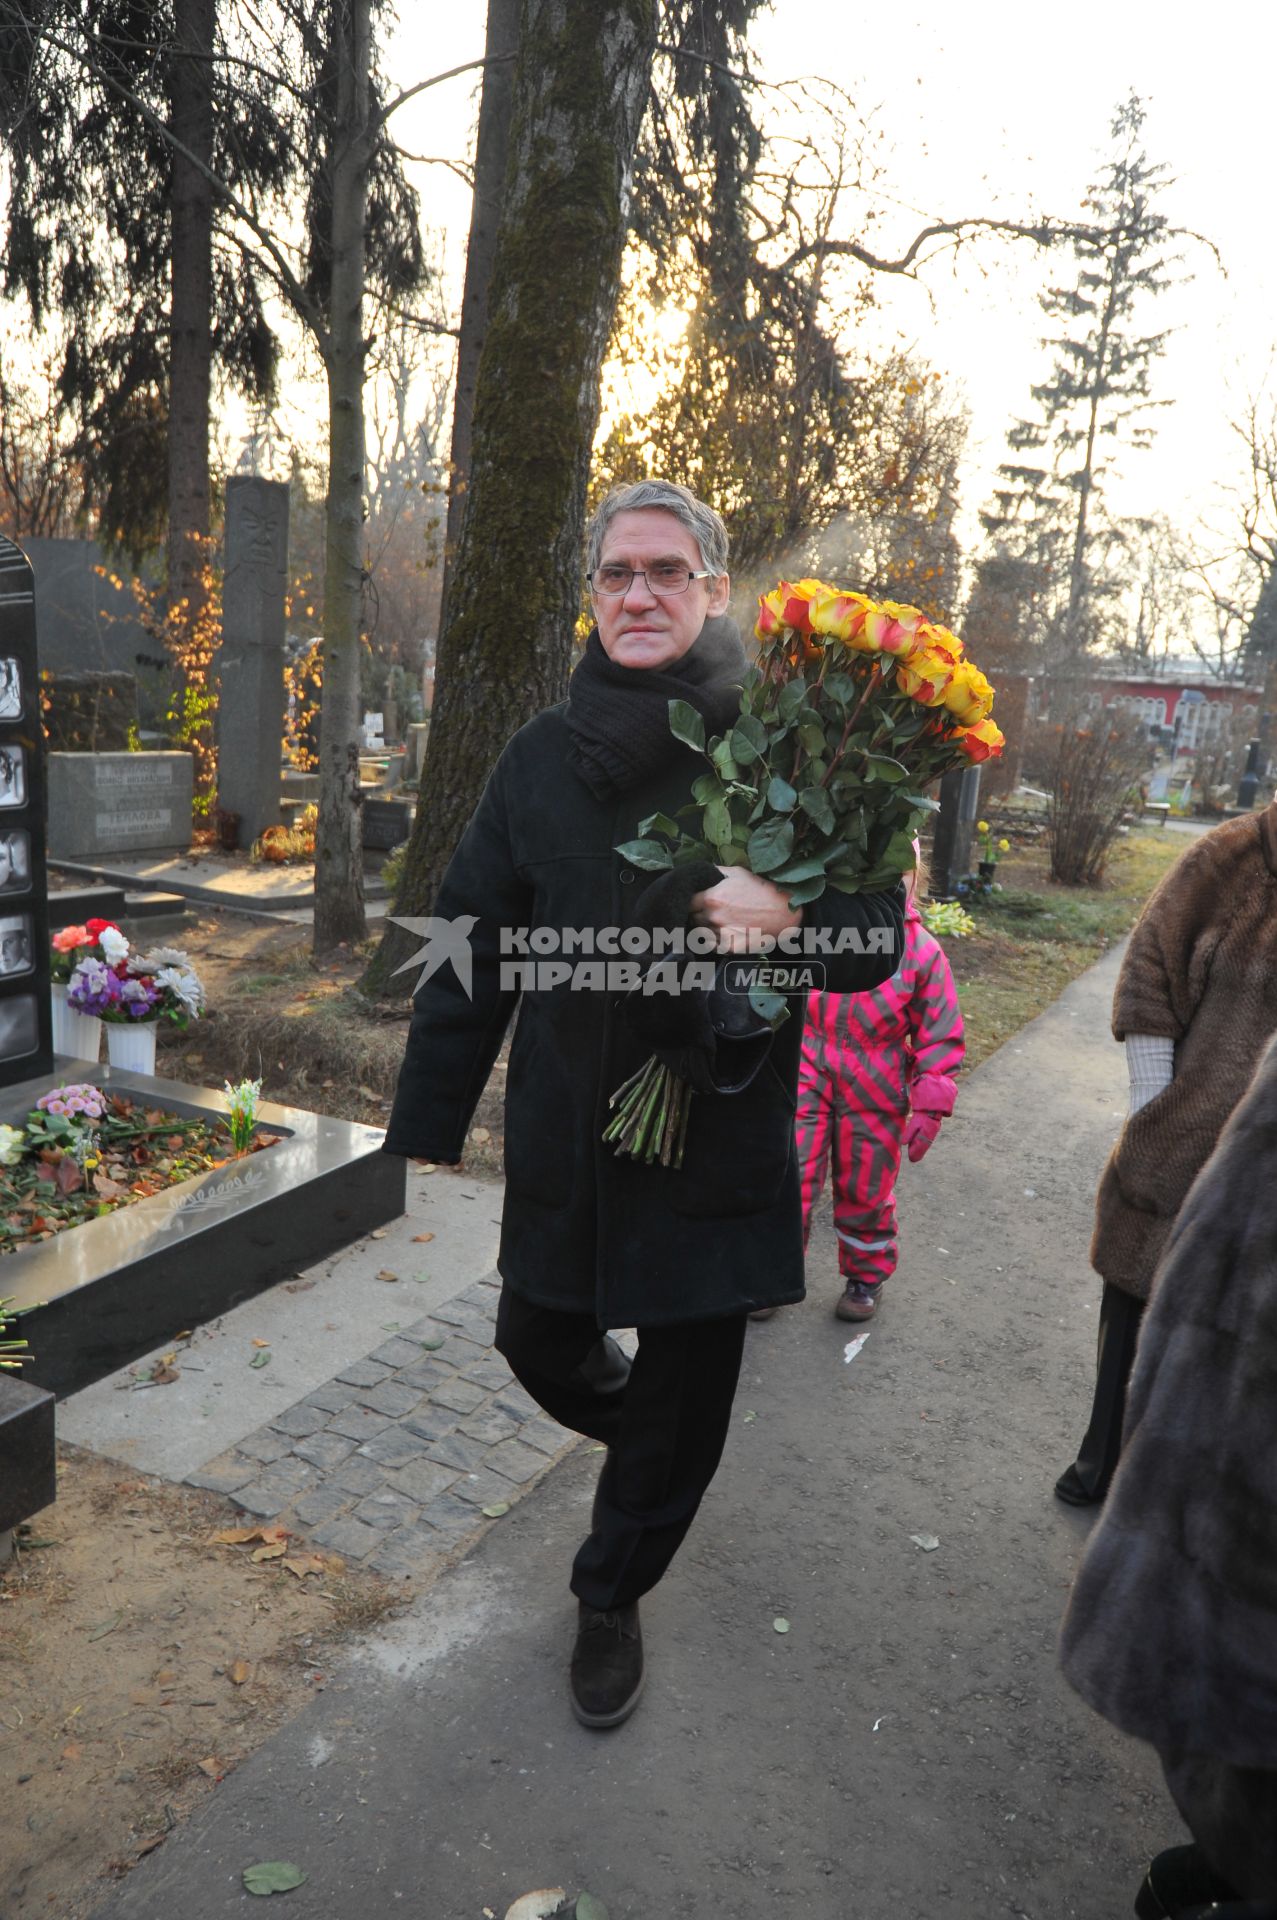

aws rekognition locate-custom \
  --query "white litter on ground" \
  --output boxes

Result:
[843,1332,871,1364]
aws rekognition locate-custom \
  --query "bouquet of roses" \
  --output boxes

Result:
[604,578,1004,1165]
[67,937,206,1030]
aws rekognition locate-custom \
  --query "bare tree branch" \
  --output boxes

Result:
[778,214,1220,281]
[374,53,517,133]
[387,148,476,189]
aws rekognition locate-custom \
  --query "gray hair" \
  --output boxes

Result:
[586,480,730,578]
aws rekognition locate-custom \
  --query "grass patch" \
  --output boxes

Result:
[317,1572,412,1637]
[238,972,297,997]
[947,827,1188,1072]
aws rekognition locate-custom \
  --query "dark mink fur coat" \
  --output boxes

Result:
[1061,1030,1277,1895]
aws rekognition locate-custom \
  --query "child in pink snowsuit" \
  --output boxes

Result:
[796,869,964,1323]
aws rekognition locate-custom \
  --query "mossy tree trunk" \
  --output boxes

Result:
[314,0,373,951]
[436,0,520,642]
[363,0,656,997]
[166,0,214,621]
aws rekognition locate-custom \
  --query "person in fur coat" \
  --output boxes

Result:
[1056,800,1277,1506]
[1059,1029,1277,1917]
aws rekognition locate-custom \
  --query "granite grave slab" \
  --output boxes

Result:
[2,1063,405,1400]
[0,1370,56,1537]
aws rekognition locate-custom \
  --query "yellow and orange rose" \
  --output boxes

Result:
[807,587,876,647]
[957,717,1005,762]
[754,578,1000,758]
[941,661,995,727]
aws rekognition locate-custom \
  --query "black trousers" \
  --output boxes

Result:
[1064,1280,1146,1499]
[494,1289,748,1611]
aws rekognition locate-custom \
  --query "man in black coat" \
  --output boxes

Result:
[385,479,903,1728]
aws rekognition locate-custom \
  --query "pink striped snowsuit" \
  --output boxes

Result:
[796,899,964,1284]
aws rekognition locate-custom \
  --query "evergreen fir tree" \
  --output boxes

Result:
[977,92,1179,663]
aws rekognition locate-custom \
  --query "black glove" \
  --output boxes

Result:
[623,863,774,1095]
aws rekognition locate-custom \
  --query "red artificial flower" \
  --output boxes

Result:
[85,918,120,938]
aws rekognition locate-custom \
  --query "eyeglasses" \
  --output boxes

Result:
[589,563,714,597]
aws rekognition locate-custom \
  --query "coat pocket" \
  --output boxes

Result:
[666,1054,796,1219]
[1110,1070,1227,1221]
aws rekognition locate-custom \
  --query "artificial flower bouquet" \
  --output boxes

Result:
[224,1078,263,1155]
[606,579,1005,1164]
[50,916,126,984]
[65,932,206,1030]
[976,819,1011,866]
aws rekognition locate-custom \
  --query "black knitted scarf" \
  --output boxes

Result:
[565,616,748,800]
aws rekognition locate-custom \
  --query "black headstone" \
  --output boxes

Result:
[0,537,54,1087]
[930,764,982,899]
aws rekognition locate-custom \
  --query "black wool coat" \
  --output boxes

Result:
[384,704,904,1328]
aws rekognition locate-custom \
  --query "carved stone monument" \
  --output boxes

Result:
[215,475,290,846]
[0,537,54,1088]
[47,750,194,858]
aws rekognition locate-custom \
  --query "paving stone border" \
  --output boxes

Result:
[185,1277,580,1578]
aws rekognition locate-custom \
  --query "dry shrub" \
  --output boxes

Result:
[164,988,405,1118]
[1043,705,1148,885]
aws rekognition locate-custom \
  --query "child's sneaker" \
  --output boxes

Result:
[835,1281,881,1322]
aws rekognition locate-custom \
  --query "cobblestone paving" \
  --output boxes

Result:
[184,1276,579,1578]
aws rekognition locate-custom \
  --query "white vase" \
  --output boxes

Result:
[105,1021,158,1076]
[51,984,102,1064]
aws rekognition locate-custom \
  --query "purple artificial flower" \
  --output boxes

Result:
[67,957,124,1017]
[120,976,161,1021]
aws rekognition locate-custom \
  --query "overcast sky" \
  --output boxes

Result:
[387,2,1276,567]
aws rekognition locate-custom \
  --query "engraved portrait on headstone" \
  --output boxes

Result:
[0,829,31,892]
[0,534,54,1084]
[0,994,38,1062]
[0,743,26,807]
[0,914,34,977]
[0,657,21,719]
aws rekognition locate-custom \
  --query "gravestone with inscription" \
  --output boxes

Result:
[215,475,290,847]
[0,538,54,1088]
[46,750,194,860]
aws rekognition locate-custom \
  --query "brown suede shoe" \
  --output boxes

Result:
[570,1601,644,1729]
[835,1281,881,1322]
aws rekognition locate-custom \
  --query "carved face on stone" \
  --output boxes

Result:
[591,508,730,671]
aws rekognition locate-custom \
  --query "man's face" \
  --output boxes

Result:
[592,508,730,670]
